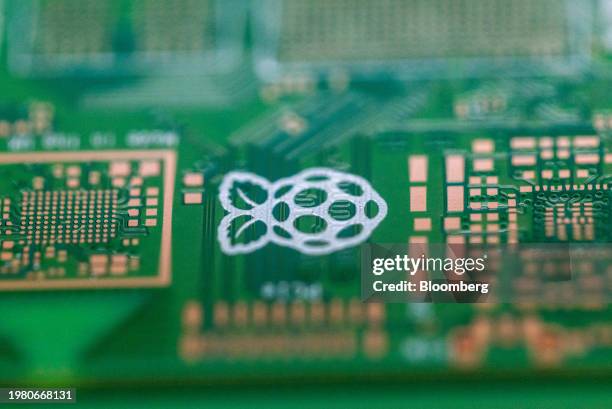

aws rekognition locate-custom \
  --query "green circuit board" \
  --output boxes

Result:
[0,0,611,402]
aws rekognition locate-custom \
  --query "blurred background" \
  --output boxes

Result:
[0,0,611,407]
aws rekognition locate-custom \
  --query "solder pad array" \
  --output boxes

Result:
[404,134,612,244]
[0,150,176,290]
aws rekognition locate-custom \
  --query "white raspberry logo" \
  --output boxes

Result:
[217,168,387,255]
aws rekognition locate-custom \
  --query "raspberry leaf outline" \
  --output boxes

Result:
[218,168,388,255]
